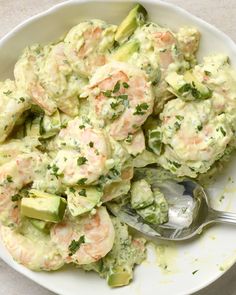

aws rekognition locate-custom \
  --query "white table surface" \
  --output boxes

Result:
[0,0,236,294]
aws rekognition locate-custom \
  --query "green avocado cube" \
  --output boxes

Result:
[112,40,140,62]
[115,4,147,43]
[137,188,168,224]
[21,196,67,222]
[67,186,102,217]
[131,179,154,209]
[107,267,132,287]
[29,218,50,233]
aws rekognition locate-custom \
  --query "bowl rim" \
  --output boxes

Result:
[0,1,236,294]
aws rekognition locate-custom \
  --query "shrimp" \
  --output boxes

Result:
[85,61,154,140]
[0,79,30,143]
[14,45,57,115]
[1,224,64,271]
[0,137,39,166]
[64,20,117,77]
[37,43,87,117]
[0,152,45,226]
[131,23,188,113]
[158,98,233,177]
[51,118,111,185]
[51,206,115,265]
[14,43,85,116]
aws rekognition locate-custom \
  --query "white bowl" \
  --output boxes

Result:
[1,1,236,295]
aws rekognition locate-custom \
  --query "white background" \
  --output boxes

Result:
[0,0,235,294]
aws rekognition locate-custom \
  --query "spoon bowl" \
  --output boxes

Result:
[108,176,236,241]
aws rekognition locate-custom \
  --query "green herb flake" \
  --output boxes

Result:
[117,94,128,100]
[192,270,199,275]
[77,178,88,185]
[174,121,181,131]
[103,90,112,97]
[89,141,94,148]
[79,125,85,129]
[220,127,226,136]
[77,157,87,166]
[6,175,13,183]
[79,189,87,197]
[204,70,211,76]
[3,90,12,96]
[11,194,22,202]
[123,82,129,89]
[68,236,85,256]
[110,102,119,109]
[175,115,184,121]
[19,97,25,103]
[113,81,120,93]
[197,124,203,131]
[69,187,76,193]
[133,103,149,115]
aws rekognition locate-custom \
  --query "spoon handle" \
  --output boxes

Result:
[208,208,236,225]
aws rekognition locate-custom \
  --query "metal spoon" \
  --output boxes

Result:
[108,178,236,241]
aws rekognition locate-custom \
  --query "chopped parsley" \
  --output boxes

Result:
[117,94,128,100]
[6,175,13,183]
[77,178,88,185]
[204,70,211,76]
[3,90,12,96]
[110,101,119,109]
[89,141,94,148]
[19,97,25,103]
[123,82,129,88]
[220,126,226,136]
[174,121,181,131]
[175,115,184,121]
[79,125,85,129]
[69,187,76,193]
[113,81,120,93]
[48,164,60,176]
[78,189,87,197]
[11,194,22,202]
[103,90,112,97]
[133,103,149,115]
[192,270,199,275]
[197,124,203,131]
[77,157,87,165]
[68,236,85,256]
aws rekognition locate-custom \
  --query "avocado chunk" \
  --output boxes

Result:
[115,4,147,44]
[183,71,212,99]
[112,40,140,62]
[137,188,168,224]
[107,267,132,287]
[41,109,61,139]
[67,186,102,217]
[166,71,212,100]
[131,179,154,209]
[148,127,163,156]
[21,194,67,222]
[29,218,50,233]
[25,116,42,137]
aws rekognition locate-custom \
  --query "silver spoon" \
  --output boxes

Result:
[108,177,236,241]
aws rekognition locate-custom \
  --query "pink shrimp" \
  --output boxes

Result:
[52,118,111,185]
[87,61,154,140]
[64,20,116,77]
[0,152,44,227]
[51,206,115,265]
[1,226,64,271]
